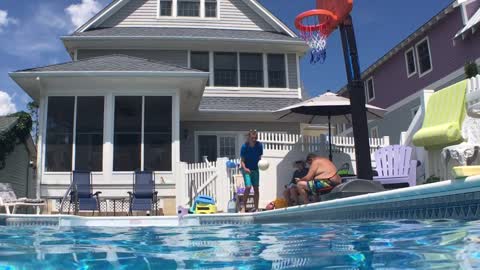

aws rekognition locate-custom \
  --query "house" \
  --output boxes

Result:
[0,115,36,202]
[9,0,308,210]
[336,0,480,144]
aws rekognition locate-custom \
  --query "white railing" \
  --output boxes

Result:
[467,74,480,117]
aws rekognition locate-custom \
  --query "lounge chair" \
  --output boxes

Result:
[373,145,417,188]
[128,171,157,215]
[70,171,101,215]
[0,183,46,214]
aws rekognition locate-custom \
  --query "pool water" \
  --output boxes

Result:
[0,220,479,269]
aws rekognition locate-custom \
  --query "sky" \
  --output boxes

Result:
[0,0,454,115]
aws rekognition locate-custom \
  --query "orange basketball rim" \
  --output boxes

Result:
[295,0,353,36]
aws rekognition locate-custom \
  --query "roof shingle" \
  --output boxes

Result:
[199,97,301,112]
[16,54,202,73]
[69,27,302,42]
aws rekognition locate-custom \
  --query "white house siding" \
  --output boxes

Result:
[77,49,188,66]
[287,54,298,89]
[180,121,300,162]
[0,143,34,198]
[100,0,276,31]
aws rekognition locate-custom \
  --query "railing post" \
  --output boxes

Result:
[176,162,187,207]
[382,136,390,147]
[215,157,229,212]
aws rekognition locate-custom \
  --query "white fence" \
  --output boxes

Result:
[177,133,390,211]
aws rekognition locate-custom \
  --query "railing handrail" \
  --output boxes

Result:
[59,181,75,214]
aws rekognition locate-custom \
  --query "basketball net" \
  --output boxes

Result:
[298,16,330,64]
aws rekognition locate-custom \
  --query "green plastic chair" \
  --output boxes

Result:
[413,80,467,150]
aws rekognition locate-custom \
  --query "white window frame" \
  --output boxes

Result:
[404,47,417,78]
[415,36,433,78]
[194,131,243,162]
[370,126,379,138]
[157,0,220,19]
[364,77,375,102]
[195,51,289,90]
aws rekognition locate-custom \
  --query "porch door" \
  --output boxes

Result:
[198,135,217,162]
[218,135,237,160]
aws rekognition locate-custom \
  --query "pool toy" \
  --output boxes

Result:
[190,195,217,214]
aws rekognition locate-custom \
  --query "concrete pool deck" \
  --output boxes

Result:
[2,175,480,227]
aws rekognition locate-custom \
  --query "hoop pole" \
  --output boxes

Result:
[339,15,373,180]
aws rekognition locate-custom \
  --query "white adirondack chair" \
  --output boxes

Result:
[374,145,417,187]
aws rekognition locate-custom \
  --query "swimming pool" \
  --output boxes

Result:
[0,219,479,269]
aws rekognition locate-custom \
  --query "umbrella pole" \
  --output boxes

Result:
[328,115,333,161]
[339,16,373,180]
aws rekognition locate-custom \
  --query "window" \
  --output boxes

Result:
[197,134,238,162]
[405,48,416,77]
[191,51,209,84]
[198,135,217,162]
[159,0,172,16]
[75,97,104,171]
[267,54,286,88]
[364,77,375,102]
[415,37,432,76]
[114,97,142,171]
[214,52,238,87]
[177,0,200,16]
[240,53,263,87]
[411,106,420,120]
[205,0,217,17]
[371,126,379,138]
[144,97,172,171]
[45,97,75,172]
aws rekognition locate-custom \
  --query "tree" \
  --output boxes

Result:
[465,61,479,79]
[27,101,39,145]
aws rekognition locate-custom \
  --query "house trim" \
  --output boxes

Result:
[11,71,209,78]
[404,47,417,78]
[75,0,297,37]
[415,36,433,78]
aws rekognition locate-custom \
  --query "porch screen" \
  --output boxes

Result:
[144,97,172,171]
[75,97,104,171]
[114,96,142,171]
[45,97,75,172]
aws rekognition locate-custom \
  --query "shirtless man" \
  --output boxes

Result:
[295,153,341,204]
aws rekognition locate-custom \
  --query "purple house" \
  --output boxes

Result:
[337,0,480,144]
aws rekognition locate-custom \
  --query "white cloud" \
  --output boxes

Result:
[0,91,17,116]
[0,9,17,32]
[66,0,103,29]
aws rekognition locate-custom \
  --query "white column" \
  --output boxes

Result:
[215,157,229,212]
[36,95,46,198]
[103,93,114,183]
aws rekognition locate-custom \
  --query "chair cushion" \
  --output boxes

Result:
[413,80,466,150]
[413,122,463,150]
[78,197,98,211]
[131,198,153,211]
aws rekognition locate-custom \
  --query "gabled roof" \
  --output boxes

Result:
[199,97,302,112]
[0,116,18,134]
[14,54,203,74]
[75,0,297,37]
[66,27,301,43]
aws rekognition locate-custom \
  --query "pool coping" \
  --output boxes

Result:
[2,175,480,227]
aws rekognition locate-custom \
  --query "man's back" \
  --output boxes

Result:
[312,158,341,184]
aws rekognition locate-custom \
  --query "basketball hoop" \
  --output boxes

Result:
[295,0,353,64]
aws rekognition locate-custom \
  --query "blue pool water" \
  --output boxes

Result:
[0,220,479,269]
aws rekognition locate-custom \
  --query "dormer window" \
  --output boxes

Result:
[158,0,218,18]
[178,0,200,17]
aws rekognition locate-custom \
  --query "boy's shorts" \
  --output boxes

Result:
[242,170,260,187]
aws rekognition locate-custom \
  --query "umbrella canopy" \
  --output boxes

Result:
[275,91,387,162]
[275,91,386,124]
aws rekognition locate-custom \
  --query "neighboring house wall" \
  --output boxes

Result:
[466,1,480,19]
[77,49,188,66]
[366,7,480,109]
[100,0,276,31]
[367,98,421,144]
[180,121,300,162]
[0,143,34,198]
[287,54,299,89]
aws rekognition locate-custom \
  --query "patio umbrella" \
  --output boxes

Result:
[275,91,386,161]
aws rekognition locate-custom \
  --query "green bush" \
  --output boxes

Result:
[0,112,32,169]
[465,61,479,78]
